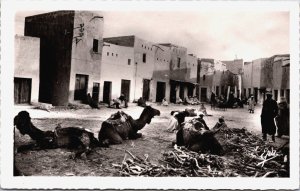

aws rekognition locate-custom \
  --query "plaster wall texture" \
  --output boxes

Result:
[69,11,104,103]
[14,35,40,102]
[100,43,135,101]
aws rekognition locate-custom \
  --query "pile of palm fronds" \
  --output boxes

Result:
[113,128,289,177]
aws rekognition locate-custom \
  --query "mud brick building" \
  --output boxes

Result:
[103,36,156,102]
[17,11,289,106]
[152,44,172,102]
[14,35,40,104]
[242,54,290,103]
[198,58,239,102]
[24,11,104,106]
[100,42,135,103]
[158,43,198,103]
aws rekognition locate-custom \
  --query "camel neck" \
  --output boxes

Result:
[27,123,47,141]
[133,117,148,130]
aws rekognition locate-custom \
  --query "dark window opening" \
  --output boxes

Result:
[128,59,131,65]
[143,53,146,63]
[107,52,109,56]
[203,75,206,81]
[112,53,114,56]
[116,54,118,57]
[93,39,99,52]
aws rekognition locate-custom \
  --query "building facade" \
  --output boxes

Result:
[152,44,172,102]
[14,35,40,104]
[242,54,290,104]
[25,11,104,106]
[103,36,156,102]
[99,42,135,103]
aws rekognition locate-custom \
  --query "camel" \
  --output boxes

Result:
[176,118,223,155]
[98,106,160,145]
[14,111,102,158]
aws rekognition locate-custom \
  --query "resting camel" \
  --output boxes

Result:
[14,111,102,158]
[176,118,223,155]
[98,106,160,145]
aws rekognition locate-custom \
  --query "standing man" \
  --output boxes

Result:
[261,91,278,142]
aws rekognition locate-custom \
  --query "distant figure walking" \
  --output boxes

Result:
[261,91,278,142]
[248,95,256,113]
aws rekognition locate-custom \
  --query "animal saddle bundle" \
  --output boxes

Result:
[52,125,93,147]
[106,111,132,130]
[182,118,207,134]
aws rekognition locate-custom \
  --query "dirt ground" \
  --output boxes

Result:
[14,103,289,176]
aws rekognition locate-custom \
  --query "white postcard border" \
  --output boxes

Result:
[1,0,299,189]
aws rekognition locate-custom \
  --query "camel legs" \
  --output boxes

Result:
[176,129,185,146]
[129,133,142,139]
[99,129,123,145]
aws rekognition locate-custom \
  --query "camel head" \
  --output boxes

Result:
[14,111,32,135]
[140,106,160,124]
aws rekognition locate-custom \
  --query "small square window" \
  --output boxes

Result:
[112,53,114,56]
[107,52,109,56]
[116,54,118,57]
[157,58,158,60]
[142,45,143,47]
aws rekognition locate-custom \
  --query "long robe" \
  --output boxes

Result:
[261,98,278,135]
[275,101,289,136]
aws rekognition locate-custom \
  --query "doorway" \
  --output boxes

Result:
[74,74,88,101]
[142,79,150,101]
[201,87,207,102]
[121,79,130,102]
[92,82,100,101]
[170,81,177,103]
[103,81,112,104]
[14,77,32,104]
[156,81,166,102]
[179,84,184,100]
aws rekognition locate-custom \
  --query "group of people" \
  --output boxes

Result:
[109,94,128,109]
[183,96,201,105]
[93,90,289,143]
[210,91,244,109]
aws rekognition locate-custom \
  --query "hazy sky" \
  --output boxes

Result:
[15,11,289,61]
